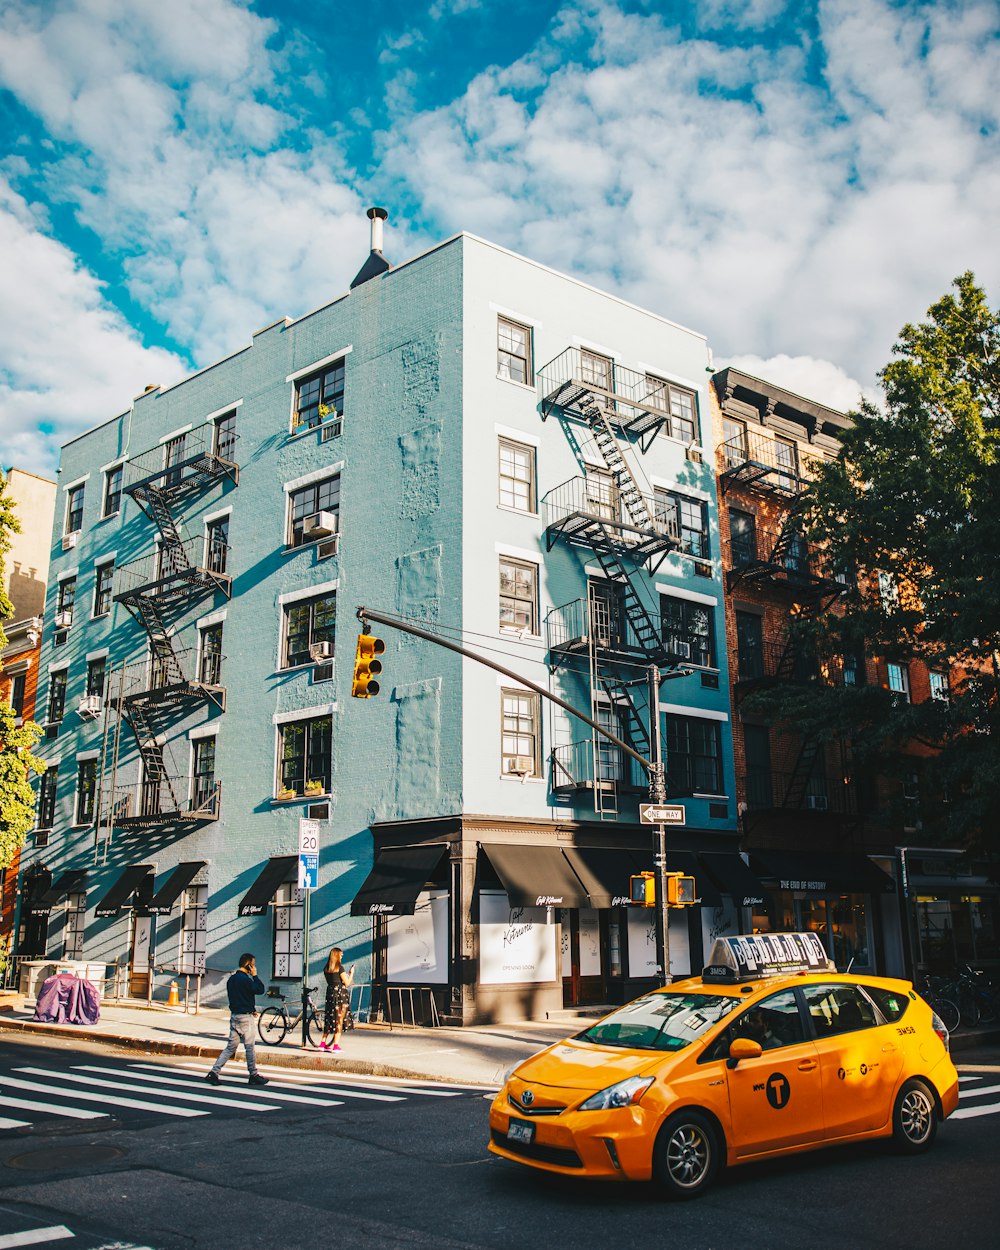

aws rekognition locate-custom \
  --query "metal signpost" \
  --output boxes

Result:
[298,818,320,1048]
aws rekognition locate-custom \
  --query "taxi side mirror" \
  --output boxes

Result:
[727,1036,763,1069]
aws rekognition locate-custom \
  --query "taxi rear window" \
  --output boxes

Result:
[862,985,909,1022]
[577,993,740,1052]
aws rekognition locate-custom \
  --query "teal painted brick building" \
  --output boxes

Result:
[17,220,754,1024]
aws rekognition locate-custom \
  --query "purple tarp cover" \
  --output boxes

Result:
[32,972,101,1025]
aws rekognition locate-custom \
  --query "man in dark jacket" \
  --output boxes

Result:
[205,952,269,1086]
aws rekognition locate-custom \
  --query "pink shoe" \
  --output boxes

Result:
[318,1041,329,1051]
[331,1044,342,1052]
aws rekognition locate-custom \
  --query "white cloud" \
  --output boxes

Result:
[720,353,874,414]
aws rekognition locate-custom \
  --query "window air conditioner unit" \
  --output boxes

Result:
[62,532,79,551]
[54,609,73,629]
[77,695,102,719]
[507,756,534,777]
[309,641,334,663]
[670,639,692,661]
[303,511,338,538]
[805,795,829,811]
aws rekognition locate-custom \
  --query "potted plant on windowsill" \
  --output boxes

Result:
[275,787,297,802]
[304,779,324,797]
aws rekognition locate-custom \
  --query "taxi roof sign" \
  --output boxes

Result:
[702,932,834,983]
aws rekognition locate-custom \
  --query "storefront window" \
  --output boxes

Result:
[915,893,1000,968]
[752,891,873,972]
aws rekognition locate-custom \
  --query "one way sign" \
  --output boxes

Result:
[639,803,686,826]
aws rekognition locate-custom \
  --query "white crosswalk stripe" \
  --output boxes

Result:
[148,1059,470,1097]
[0,1073,206,1118]
[0,1228,74,1247]
[952,1074,1000,1120]
[14,1067,283,1112]
[131,1062,402,1103]
[0,1092,105,1121]
[0,1118,31,1130]
[75,1065,344,1108]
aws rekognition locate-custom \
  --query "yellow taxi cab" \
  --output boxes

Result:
[488,933,959,1198]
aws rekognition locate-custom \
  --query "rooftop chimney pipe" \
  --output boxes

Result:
[350,206,392,289]
[368,206,388,254]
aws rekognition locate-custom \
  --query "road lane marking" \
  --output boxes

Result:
[131,1063,404,1102]
[1,1073,205,1118]
[958,1082,1000,1098]
[0,1117,31,1130]
[142,1060,470,1095]
[951,1104,1000,1120]
[0,1094,104,1120]
[75,1066,343,1108]
[0,1228,75,1247]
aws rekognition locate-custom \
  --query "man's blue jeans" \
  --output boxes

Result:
[210,1012,258,1076]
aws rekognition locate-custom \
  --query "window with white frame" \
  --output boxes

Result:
[56,577,76,626]
[93,561,114,617]
[75,759,96,824]
[585,466,619,521]
[501,688,540,776]
[665,715,722,794]
[774,436,798,487]
[288,476,340,548]
[213,411,237,461]
[191,736,217,810]
[645,376,697,443]
[86,656,106,699]
[206,516,229,575]
[294,359,345,432]
[63,893,86,960]
[283,591,336,669]
[273,881,305,978]
[887,662,910,702]
[660,595,714,667]
[179,884,207,974]
[497,317,532,384]
[656,490,709,559]
[47,670,67,723]
[199,623,223,685]
[722,417,747,469]
[929,671,950,702]
[499,557,538,634]
[8,671,26,719]
[498,438,536,512]
[37,765,58,829]
[102,465,122,518]
[277,714,332,798]
[65,484,85,535]
[580,348,612,392]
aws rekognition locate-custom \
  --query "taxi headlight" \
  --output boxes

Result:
[578,1075,654,1111]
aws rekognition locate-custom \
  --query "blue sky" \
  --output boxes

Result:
[1,0,998,477]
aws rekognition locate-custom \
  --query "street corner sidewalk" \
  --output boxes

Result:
[0,997,559,1087]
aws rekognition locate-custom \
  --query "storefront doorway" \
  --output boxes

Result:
[128,912,153,997]
[752,891,874,972]
[560,908,604,1006]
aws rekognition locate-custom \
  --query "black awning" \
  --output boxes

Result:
[698,853,768,907]
[481,844,590,909]
[31,869,88,915]
[94,865,155,918]
[750,850,895,895]
[238,856,298,918]
[563,847,643,909]
[146,862,207,915]
[350,844,448,917]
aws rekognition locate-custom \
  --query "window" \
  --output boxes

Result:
[501,688,540,776]
[56,577,76,626]
[214,411,237,462]
[65,484,84,534]
[273,881,305,978]
[179,884,207,974]
[722,417,747,469]
[283,592,336,669]
[580,349,612,392]
[498,438,536,512]
[8,672,26,718]
[499,557,538,634]
[163,433,186,488]
[736,612,763,681]
[38,766,58,829]
[63,892,86,960]
[706,989,804,1060]
[192,737,217,809]
[93,562,114,617]
[278,714,332,797]
[75,759,96,825]
[774,436,798,487]
[47,671,67,723]
[86,657,106,699]
[666,714,722,794]
[902,767,920,802]
[205,516,229,576]
[596,703,625,783]
[102,465,122,517]
[585,467,619,522]
[497,317,532,385]
[294,359,345,432]
[801,983,876,1038]
[656,490,709,559]
[842,647,865,687]
[728,509,756,565]
[660,596,714,667]
[645,376,697,443]
[199,624,223,685]
[929,671,950,702]
[887,662,910,702]
[288,476,340,548]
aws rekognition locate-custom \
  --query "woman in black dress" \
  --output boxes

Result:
[320,947,354,1051]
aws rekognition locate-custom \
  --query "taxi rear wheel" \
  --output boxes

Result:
[653,1111,720,1200]
[892,1080,937,1154]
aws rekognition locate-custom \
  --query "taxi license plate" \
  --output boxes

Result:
[507,1118,535,1145]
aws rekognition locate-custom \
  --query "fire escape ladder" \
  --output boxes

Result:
[131,484,188,574]
[782,736,823,810]
[131,597,185,687]
[587,636,618,820]
[592,545,666,662]
[120,696,179,811]
[582,401,655,531]
[596,674,650,759]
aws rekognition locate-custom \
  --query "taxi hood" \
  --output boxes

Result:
[514,1036,667,1090]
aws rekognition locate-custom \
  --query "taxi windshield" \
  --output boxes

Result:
[577,992,740,1052]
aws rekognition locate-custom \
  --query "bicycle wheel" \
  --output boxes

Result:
[958,990,980,1029]
[257,1006,289,1045]
[928,994,960,1034]
[306,1008,327,1047]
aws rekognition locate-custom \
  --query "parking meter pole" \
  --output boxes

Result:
[648,665,671,987]
[301,888,311,1049]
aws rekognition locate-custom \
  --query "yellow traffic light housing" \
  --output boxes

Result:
[667,874,696,906]
[352,634,384,698]
[630,872,656,907]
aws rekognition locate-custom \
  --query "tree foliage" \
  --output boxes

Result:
[752,273,1000,852]
[0,473,17,650]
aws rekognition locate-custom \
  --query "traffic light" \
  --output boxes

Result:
[352,634,384,698]
[667,874,696,905]
[630,872,655,906]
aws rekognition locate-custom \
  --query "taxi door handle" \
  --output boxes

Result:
[797,1060,818,1072]
[882,1044,897,1053]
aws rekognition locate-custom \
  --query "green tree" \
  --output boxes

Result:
[0,473,45,870]
[752,273,1000,851]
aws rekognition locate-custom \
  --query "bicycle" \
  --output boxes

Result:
[256,984,356,1046]
[915,973,961,1034]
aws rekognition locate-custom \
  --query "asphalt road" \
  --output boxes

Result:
[0,1033,998,1250]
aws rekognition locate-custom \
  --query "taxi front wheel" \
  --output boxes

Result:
[653,1110,720,1200]
[892,1080,938,1154]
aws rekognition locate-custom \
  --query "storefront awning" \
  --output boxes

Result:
[749,850,895,895]
[30,869,88,915]
[697,853,768,907]
[563,847,643,909]
[146,862,207,915]
[238,856,298,918]
[350,845,448,917]
[94,865,155,918]
[481,844,590,909]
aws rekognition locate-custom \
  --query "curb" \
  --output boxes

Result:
[0,1017,492,1086]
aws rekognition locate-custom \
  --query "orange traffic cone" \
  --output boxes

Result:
[167,979,179,1007]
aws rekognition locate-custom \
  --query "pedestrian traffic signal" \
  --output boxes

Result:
[667,874,696,905]
[352,634,384,698]
[630,872,655,906]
